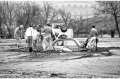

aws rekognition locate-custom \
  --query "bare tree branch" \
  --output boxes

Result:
[58,8,71,27]
[93,1,120,37]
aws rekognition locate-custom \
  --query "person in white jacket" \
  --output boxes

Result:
[25,25,40,48]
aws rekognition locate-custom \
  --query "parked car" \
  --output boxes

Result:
[52,38,82,52]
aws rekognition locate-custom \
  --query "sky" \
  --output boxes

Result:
[33,1,96,19]
[51,1,96,19]
[1,0,96,19]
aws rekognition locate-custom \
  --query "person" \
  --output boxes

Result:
[25,24,34,50]
[36,24,44,42]
[110,29,115,38]
[86,25,98,51]
[89,25,98,38]
[25,24,40,49]
[14,25,24,48]
[42,24,53,50]
[33,25,40,48]
[34,24,44,50]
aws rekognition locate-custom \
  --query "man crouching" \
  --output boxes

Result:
[14,25,24,48]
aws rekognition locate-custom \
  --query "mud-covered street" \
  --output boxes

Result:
[0,38,120,78]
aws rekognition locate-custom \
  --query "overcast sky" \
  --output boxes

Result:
[50,1,96,18]
[7,0,96,19]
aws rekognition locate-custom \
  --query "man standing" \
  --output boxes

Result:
[89,25,98,38]
[110,29,115,38]
[14,25,24,48]
[86,25,98,51]
[42,24,53,50]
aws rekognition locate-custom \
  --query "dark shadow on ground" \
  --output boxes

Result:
[2,46,120,62]
[61,47,120,61]
[4,47,120,53]
[98,47,120,52]
[3,48,28,52]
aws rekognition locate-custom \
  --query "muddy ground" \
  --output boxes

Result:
[0,38,120,78]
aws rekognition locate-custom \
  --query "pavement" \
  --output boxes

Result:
[10,55,120,78]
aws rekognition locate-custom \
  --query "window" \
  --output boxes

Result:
[54,40,63,46]
[64,40,79,51]
[54,25,61,29]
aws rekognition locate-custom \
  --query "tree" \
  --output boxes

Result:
[15,1,42,29]
[49,8,58,23]
[22,1,36,28]
[15,1,57,29]
[15,2,25,26]
[94,1,120,37]
[39,2,58,26]
[0,3,3,38]
[0,1,17,38]
[58,8,72,28]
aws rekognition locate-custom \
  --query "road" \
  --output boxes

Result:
[0,38,120,78]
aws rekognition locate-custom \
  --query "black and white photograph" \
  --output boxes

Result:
[0,0,120,78]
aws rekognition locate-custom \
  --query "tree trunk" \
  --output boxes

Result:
[0,17,3,38]
[6,26,12,39]
[100,30,103,38]
[0,23,2,38]
[24,13,30,29]
[114,14,120,37]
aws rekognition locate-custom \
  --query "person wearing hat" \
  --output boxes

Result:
[14,25,24,48]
